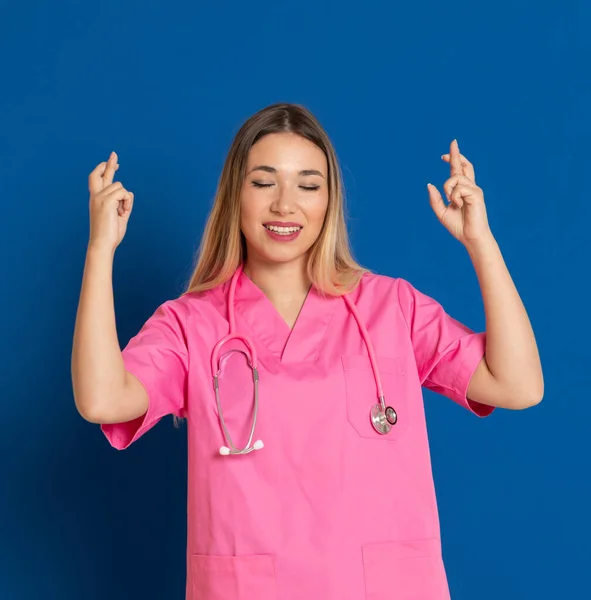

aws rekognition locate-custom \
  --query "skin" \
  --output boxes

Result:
[240,132,329,326]
[430,140,544,407]
[238,134,543,407]
[77,137,541,415]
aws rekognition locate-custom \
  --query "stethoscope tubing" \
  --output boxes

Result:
[211,264,396,455]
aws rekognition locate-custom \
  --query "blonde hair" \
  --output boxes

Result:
[173,103,370,428]
[181,102,369,298]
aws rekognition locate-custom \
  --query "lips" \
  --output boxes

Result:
[262,221,303,228]
[262,223,303,242]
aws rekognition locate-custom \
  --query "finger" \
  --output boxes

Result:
[443,176,456,201]
[115,192,132,216]
[449,139,464,178]
[89,154,120,195]
[89,161,108,195]
[449,185,465,208]
[103,184,129,204]
[443,181,462,208]
[100,186,128,214]
[122,191,133,216]
[441,153,475,182]
[121,191,134,215]
[102,151,119,188]
[427,183,449,221]
[98,181,124,197]
[449,183,476,208]
[443,175,475,202]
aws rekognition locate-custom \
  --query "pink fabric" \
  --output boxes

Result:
[101,271,494,599]
[100,300,189,449]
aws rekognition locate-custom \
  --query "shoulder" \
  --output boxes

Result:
[169,285,222,321]
[351,272,431,322]
[353,270,410,301]
[147,286,221,335]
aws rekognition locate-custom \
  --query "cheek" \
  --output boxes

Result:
[239,193,259,232]
[307,197,329,230]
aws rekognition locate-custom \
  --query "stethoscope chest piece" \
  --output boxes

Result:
[215,264,398,453]
[370,402,398,435]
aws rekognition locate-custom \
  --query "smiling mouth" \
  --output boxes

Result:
[263,224,303,235]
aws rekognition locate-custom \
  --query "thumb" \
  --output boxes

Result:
[427,183,447,221]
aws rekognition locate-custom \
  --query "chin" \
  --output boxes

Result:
[243,227,318,266]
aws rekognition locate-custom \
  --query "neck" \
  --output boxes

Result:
[242,256,311,305]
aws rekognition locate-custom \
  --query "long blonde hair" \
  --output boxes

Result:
[173,103,369,428]
[181,102,369,298]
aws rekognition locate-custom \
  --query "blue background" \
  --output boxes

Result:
[1,0,588,598]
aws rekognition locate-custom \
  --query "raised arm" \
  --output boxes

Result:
[71,152,146,424]
[71,244,148,424]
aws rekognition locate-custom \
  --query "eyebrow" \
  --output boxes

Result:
[247,165,325,179]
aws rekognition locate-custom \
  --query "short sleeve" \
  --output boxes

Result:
[396,277,494,418]
[101,299,189,450]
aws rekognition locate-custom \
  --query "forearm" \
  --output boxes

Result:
[71,244,127,421]
[466,234,544,405]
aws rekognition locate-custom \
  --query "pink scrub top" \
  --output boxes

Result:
[101,270,495,600]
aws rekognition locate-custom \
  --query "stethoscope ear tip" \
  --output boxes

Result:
[219,446,231,455]
[253,440,264,450]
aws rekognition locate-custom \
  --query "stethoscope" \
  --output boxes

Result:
[211,264,398,456]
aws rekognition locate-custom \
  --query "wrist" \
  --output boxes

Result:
[464,233,498,257]
[87,240,116,259]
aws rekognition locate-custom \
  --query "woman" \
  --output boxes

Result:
[71,102,543,599]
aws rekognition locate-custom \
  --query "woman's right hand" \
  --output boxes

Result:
[88,151,134,253]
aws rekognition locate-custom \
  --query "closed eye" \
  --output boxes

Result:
[251,182,320,192]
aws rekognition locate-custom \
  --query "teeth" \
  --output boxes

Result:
[264,225,302,234]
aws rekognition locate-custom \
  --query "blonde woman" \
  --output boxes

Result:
[72,102,543,600]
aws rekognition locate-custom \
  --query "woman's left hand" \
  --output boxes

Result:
[427,139,493,247]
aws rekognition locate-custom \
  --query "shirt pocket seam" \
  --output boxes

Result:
[342,354,408,441]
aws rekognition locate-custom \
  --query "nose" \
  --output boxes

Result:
[270,184,298,215]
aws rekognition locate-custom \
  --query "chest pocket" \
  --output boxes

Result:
[342,354,408,441]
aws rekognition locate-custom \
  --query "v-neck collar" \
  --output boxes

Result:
[215,268,340,364]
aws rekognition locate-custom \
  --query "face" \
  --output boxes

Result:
[240,132,329,267]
